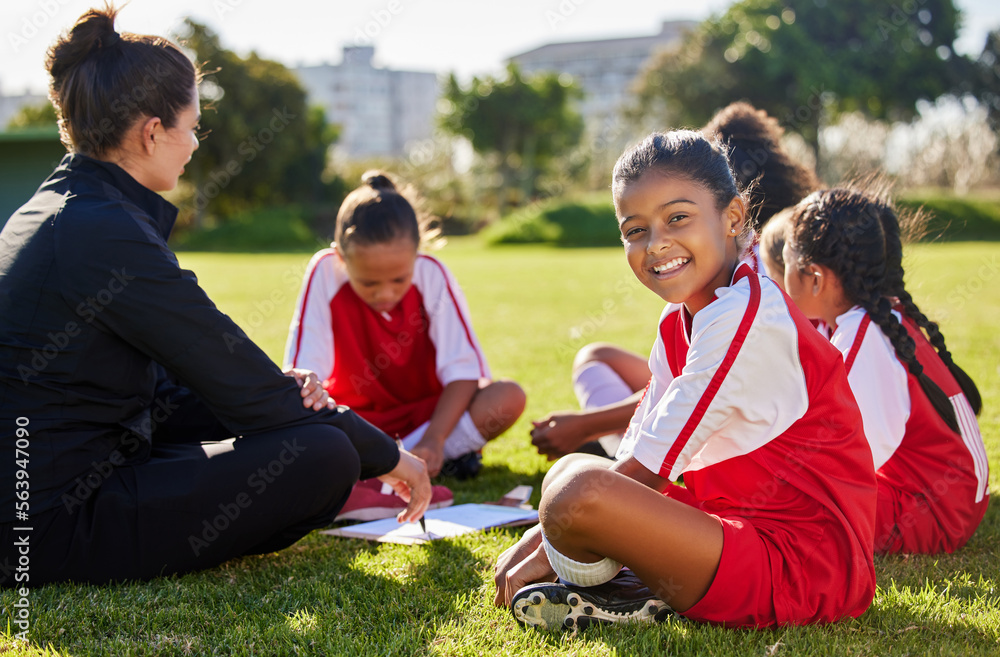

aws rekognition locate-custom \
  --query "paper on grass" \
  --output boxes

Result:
[321,503,538,544]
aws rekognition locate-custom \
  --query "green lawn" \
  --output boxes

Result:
[3,239,998,656]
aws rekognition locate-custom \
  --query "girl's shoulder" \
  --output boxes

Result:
[413,253,457,285]
[303,247,349,286]
[693,267,785,333]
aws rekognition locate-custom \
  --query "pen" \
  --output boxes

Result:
[419,516,427,535]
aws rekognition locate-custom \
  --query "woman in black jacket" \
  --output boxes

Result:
[0,5,430,586]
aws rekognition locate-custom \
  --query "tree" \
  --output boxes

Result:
[439,64,583,214]
[632,0,966,170]
[176,20,339,224]
[975,30,1000,152]
[6,101,57,130]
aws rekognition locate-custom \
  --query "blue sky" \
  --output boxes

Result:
[2,0,998,95]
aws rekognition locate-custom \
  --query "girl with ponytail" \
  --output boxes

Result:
[784,187,989,554]
[285,171,526,517]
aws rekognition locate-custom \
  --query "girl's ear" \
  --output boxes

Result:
[724,195,747,235]
[810,263,846,299]
[807,264,824,295]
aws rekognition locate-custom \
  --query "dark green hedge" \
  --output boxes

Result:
[484,190,1000,247]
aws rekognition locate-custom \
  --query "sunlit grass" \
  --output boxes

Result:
[2,239,997,656]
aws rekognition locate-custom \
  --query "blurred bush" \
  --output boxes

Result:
[899,190,1000,241]
[483,194,619,247]
[482,190,1000,248]
[169,206,328,252]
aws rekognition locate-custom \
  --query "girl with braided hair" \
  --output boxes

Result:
[783,187,989,554]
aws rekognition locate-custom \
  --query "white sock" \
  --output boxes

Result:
[541,531,622,587]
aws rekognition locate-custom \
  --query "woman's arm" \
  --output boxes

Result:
[56,211,400,478]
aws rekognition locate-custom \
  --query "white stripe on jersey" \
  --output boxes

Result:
[952,394,989,502]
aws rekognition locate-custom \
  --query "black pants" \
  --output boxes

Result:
[1,423,359,585]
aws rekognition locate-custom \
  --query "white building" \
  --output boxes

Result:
[294,46,439,159]
[508,21,697,134]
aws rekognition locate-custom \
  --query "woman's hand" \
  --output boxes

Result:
[284,368,335,411]
[493,525,557,607]
[530,412,594,460]
[377,449,432,523]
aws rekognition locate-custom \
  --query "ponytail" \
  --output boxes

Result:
[334,170,441,253]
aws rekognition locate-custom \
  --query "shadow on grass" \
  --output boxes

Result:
[22,531,491,655]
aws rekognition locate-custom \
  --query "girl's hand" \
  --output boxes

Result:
[530,412,594,460]
[283,368,336,411]
[410,440,445,478]
[377,449,432,523]
[493,525,557,607]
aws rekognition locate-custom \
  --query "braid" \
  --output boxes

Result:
[788,187,963,433]
[862,290,961,434]
[874,193,983,415]
[896,289,982,414]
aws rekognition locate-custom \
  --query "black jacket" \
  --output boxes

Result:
[0,154,399,523]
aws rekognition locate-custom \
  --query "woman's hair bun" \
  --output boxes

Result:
[46,6,121,85]
[361,170,397,192]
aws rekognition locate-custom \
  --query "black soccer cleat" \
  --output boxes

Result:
[511,571,678,631]
[439,450,482,480]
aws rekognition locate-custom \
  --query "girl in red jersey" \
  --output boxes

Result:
[782,187,989,554]
[530,102,821,460]
[285,172,525,517]
[494,131,876,630]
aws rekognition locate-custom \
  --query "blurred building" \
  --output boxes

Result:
[508,20,697,134]
[294,46,439,160]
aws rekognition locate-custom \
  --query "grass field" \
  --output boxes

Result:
[2,238,998,656]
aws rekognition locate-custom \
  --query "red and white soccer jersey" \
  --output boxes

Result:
[284,249,489,438]
[832,306,989,554]
[616,262,877,627]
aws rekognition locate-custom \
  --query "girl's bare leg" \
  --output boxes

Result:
[574,343,652,393]
[470,378,526,440]
[538,455,722,612]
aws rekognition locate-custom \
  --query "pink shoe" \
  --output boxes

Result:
[335,478,453,522]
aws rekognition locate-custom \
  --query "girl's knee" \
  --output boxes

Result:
[474,379,526,438]
[494,379,526,416]
[572,342,619,371]
[539,468,618,540]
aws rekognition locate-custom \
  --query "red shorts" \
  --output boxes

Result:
[874,481,989,554]
[681,513,874,627]
[681,515,777,627]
